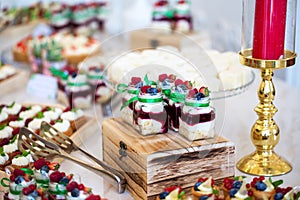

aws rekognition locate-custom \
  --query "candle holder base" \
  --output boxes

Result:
[237,151,292,176]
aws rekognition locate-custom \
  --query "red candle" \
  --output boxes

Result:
[252,0,287,60]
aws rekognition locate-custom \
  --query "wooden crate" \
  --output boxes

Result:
[102,118,235,200]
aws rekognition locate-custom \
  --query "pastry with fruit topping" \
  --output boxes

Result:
[43,107,63,121]
[0,107,8,125]
[191,177,219,200]
[0,150,10,170]
[3,102,22,118]
[179,87,215,141]
[48,170,73,199]
[33,158,60,189]
[157,186,185,200]
[66,181,93,200]
[3,135,20,160]
[222,177,253,200]
[271,186,299,200]
[28,112,51,134]
[5,168,35,200]
[0,124,13,143]
[21,184,45,200]
[11,151,33,169]
[52,119,73,136]
[133,83,168,135]
[19,105,42,120]
[60,107,84,131]
[9,117,26,129]
[12,35,31,62]
[250,176,278,200]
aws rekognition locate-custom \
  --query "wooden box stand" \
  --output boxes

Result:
[102,118,235,200]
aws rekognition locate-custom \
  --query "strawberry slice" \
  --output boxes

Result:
[168,74,176,81]
[187,90,196,98]
[184,80,193,89]
[199,87,209,97]
[158,74,168,82]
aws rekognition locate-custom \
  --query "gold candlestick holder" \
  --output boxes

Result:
[237,48,297,176]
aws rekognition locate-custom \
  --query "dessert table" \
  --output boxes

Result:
[1,24,300,199]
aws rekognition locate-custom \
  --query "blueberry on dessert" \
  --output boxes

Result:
[179,86,216,141]
[66,181,92,200]
[222,176,250,199]
[133,80,168,135]
[191,177,219,200]
[21,184,44,199]
[250,176,279,200]
[271,186,298,200]
[156,186,185,200]
[158,74,176,99]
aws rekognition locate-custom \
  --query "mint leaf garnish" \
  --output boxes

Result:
[178,191,185,199]
[8,101,15,108]
[269,177,283,188]
[36,112,44,119]
[144,74,149,86]
[0,123,6,130]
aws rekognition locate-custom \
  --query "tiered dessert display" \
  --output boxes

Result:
[236,0,297,175]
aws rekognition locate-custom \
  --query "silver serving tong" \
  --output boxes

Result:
[18,127,126,193]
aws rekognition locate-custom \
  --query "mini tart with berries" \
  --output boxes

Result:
[271,186,299,200]
[156,186,185,200]
[43,106,63,121]
[28,112,51,134]
[19,105,43,120]
[222,176,248,199]
[8,116,26,129]
[52,118,73,137]
[60,107,84,131]
[48,170,73,197]
[3,135,20,160]
[0,150,10,170]
[225,181,252,200]
[33,158,60,187]
[3,102,22,118]
[11,151,33,169]
[21,184,44,200]
[4,168,35,199]
[250,177,280,200]
[191,177,219,200]
[0,124,13,143]
[0,107,8,125]
[66,181,93,200]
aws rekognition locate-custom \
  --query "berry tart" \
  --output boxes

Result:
[250,176,277,200]
[9,117,26,129]
[0,107,8,126]
[19,105,42,120]
[52,119,73,137]
[271,186,298,200]
[33,158,60,189]
[28,112,51,134]
[66,181,93,200]
[20,184,45,200]
[48,170,73,199]
[3,102,22,119]
[5,168,35,200]
[11,151,33,169]
[133,84,168,135]
[191,177,219,200]
[43,107,63,121]
[0,149,10,170]
[222,177,246,199]
[60,107,84,131]
[223,178,252,200]
[0,124,13,143]
[179,87,216,141]
[157,186,185,200]
[3,135,20,160]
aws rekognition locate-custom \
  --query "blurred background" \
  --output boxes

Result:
[1,0,299,87]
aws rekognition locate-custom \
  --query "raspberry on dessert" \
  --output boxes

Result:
[164,186,182,193]
[86,194,101,200]
[14,168,25,176]
[159,74,168,82]
[78,184,85,190]
[184,80,193,89]
[29,184,36,191]
[12,127,20,135]
[10,174,16,182]
[34,158,47,170]
[141,86,151,93]
[67,181,79,192]
[0,138,10,146]
[168,74,176,81]
[50,171,64,183]
[175,79,184,86]
[22,187,33,195]
[63,107,72,112]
